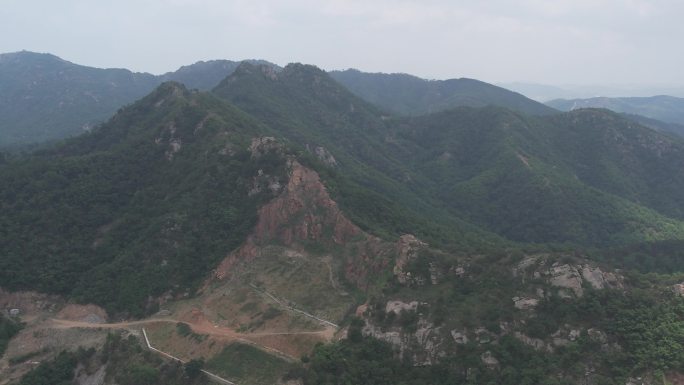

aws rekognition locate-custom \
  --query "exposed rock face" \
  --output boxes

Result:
[514,256,624,298]
[551,328,581,347]
[311,145,337,167]
[214,138,391,290]
[513,296,539,310]
[363,318,445,365]
[673,282,684,297]
[481,351,500,368]
[385,300,419,315]
[393,235,427,284]
[249,136,281,158]
[252,159,360,246]
[450,330,468,344]
[548,264,584,297]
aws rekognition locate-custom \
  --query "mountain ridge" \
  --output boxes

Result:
[329,68,558,116]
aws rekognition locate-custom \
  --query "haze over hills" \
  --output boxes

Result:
[330,69,557,116]
[547,95,684,126]
[0,51,557,148]
[0,51,276,147]
[1,58,683,385]
[500,82,684,102]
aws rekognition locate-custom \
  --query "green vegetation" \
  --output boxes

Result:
[176,322,206,342]
[329,69,557,116]
[0,314,22,358]
[593,240,684,274]
[4,55,684,384]
[0,51,276,147]
[0,51,158,147]
[17,332,209,385]
[184,358,205,379]
[205,343,291,385]
[216,63,684,247]
[547,95,684,127]
[297,289,684,385]
[18,350,78,385]
[101,332,207,385]
[0,82,287,315]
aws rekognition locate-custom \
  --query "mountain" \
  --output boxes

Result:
[160,59,278,91]
[0,82,284,316]
[0,51,277,148]
[214,62,505,250]
[0,51,158,147]
[392,107,684,245]
[217,63,684,247]
[547,95,684,126]
[501,82,684,101]
[2,62,683,385]
[329,68,557,116]
[619,112,684,138]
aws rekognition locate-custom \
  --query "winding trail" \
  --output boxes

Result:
[47,315,335,363]
[48,318,330,337]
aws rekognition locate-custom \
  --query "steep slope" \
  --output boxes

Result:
[0,51,158,146]
[329,69,557,116]
[213,62,506,251]
[215,63,684,246]
[547,95,684,126]
[0,82,289,315]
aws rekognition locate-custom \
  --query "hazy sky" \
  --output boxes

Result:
[2,0,683,85]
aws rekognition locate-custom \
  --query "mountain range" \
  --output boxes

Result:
[0,53,683,385]
[0,51,557,148]
[547,95,684,129]
[0,51,274,147]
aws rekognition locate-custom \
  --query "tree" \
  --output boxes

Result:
[185,358,205,379]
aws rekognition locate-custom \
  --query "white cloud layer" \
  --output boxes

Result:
[1,0,682,85]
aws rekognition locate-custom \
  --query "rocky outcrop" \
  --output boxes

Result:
[306,144,337,167]
[393,235,427,284]
[514,256,624,298]
[514,332,552,352]
[450,330,468,344]
[249,136,282,158]
[214,137,391,290]
[513,296,539,310]
[673,282,684,297]
[548,264,584,297]
[252,159,361,246]
[481,351,500,368]
[363,318,446,365]
[385,300,419,315]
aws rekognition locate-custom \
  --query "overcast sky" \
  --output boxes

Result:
[2,0,683,85]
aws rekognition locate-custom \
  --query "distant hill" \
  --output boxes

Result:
[329,69,557,116]
[216,63,684,246]
[619,112,684,138]
[547,95,684,126]
[0,51,158,146]
[160,59,278,91]
[0,51,276,147]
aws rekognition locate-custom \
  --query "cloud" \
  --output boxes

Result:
[1,0,682,85]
